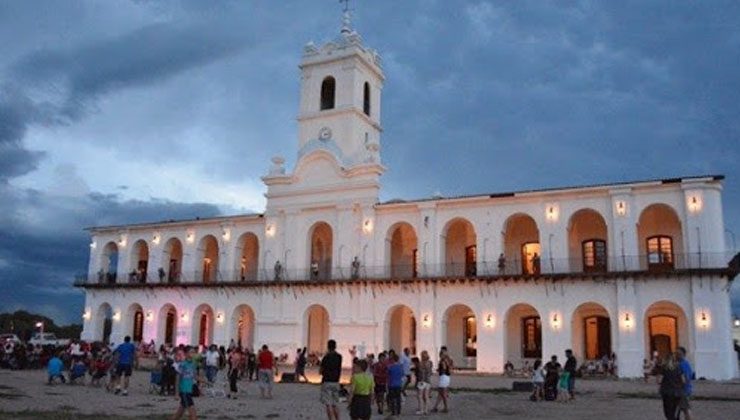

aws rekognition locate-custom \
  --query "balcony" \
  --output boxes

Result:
[74,251,739,289]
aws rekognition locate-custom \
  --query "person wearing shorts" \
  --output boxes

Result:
[319,339,343,420]
[431,347,452,414]
[372,352,389,415]
[173,347,199,420]
[415,351,433,415]
[257,344,274,399]
[113,336,137,395]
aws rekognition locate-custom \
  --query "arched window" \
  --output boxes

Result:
[582,239,607,272]
[647,235,674,270]
[320,76,336,110]
[363,82,371,116]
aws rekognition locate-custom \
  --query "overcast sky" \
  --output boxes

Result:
[1,0,738,325]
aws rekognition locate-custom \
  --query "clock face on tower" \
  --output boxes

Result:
[318,126,332,141]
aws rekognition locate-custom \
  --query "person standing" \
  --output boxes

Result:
[531,359,544,401]
[676,347,693,420]
[227,348,242,399]
[387,353,405,417]
[400,348,412,397]
[372,352,389,415]
[431,347,452,413]
[257,345,274,399]
[295,347,309,383]
[564,349,577,400]
[348,359,374,420]
[319,339,343,420]
[172,347,200,420]
[113,336,137,396]
[246,349,257,381]
[205,344,220,384]
[543,355,561,401]
[658,352,683,420]
[415,351,433,415]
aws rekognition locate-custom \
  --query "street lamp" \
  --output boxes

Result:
[35,321,44,335]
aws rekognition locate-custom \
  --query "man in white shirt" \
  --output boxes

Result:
[205,344,220,383]
[400,347,412,397]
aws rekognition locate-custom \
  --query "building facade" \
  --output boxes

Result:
[78,16,738,380]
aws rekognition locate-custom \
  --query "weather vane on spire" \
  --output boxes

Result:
[339,0,352,34]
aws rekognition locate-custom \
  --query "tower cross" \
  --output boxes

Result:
[340,0,350,13]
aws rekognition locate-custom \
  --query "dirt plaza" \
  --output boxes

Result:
[1,368,739,419]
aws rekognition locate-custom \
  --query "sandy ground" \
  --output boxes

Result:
[1,368,739,419]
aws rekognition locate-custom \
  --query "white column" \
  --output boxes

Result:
[615,278,642,378]
[691,276,737,379]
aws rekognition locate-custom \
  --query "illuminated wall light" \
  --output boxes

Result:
[186,231,195,244]
[180,312,189,323]
[265,223,276,238]
[152,234,161,245]
[216,312,224,324]
[89,241,97,249]
[82,309,91,320]
[145,310,154,322]
[550,312,561,330]
[734,317,740,328]
[362,218,374,234]
[484,313,495,329]
[615,200,627,217]
[113,311,121,322]
[222,229,231,242]
[545,203,559,223]
[687,194,703,214]
[622,312,633,330]
[421,313,432,328]
[118,236,127,248]
[698,310,710,329]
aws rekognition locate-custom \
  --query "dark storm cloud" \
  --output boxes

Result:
[10,20,248,121]
[0,183,223,323]
[0,86,46,180]
[0,0,738,321]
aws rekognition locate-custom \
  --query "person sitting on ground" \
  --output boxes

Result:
[504,360,515,377]
[47,352,66,385]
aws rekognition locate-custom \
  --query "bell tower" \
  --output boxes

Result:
[296,8,385,168]
[263,7,386,211]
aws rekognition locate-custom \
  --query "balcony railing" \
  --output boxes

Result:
[74,251,738,287]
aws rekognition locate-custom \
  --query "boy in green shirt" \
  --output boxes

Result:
[173,347,202,420]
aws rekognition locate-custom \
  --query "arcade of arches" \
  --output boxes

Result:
[92,298,691,375]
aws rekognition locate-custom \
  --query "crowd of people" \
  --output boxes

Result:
[2,333,698,420]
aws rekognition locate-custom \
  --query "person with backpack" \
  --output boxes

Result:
[543,355,561,401]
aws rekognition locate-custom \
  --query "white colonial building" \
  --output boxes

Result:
[78,14,739,380]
